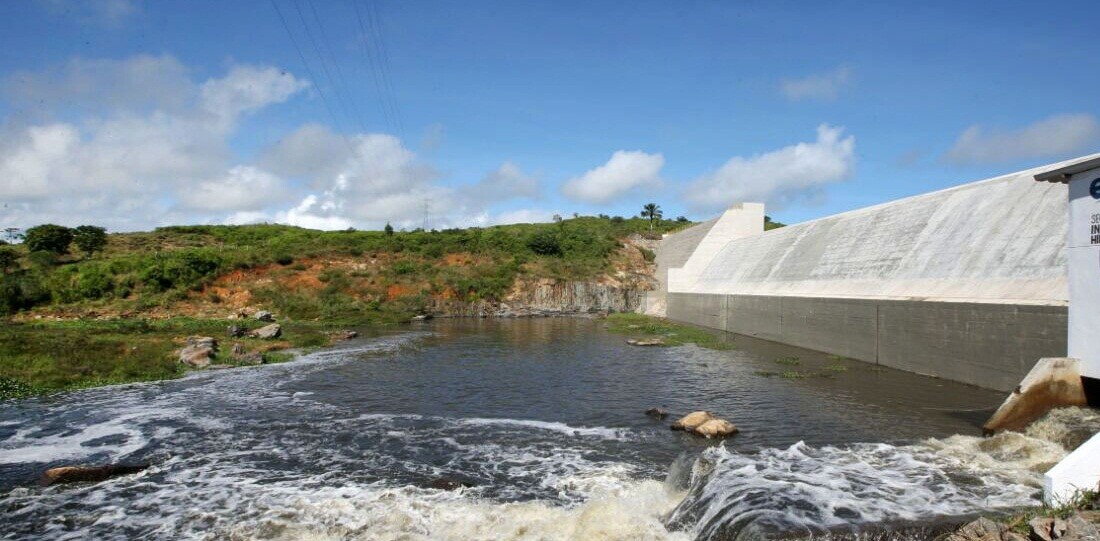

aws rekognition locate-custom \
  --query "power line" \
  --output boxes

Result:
[351,0,396,133]
[269,0,353,149]
[362,0,403,137]
[304,0,369,134]
[290,0,358,132]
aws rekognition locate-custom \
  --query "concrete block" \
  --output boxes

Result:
[1045,431,1100,505]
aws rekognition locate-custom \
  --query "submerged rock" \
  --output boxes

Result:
[40,463,149,486]
[249,323,282,340]
[645,407,668,419]
[426,477,474,491]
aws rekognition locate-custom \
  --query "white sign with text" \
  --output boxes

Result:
[1068,166,1100,379]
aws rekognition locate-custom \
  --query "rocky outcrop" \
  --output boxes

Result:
[430,277,655,318]
[40,463,148,486]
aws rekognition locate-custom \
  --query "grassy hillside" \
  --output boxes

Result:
[0,216,698,322]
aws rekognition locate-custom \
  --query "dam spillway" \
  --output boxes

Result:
[659,155,1100,392]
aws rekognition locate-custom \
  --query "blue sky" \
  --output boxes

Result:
[0,0,1098,231]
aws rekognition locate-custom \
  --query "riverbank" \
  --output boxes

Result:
[0,316,353,399]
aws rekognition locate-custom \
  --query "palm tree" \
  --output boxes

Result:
[641,203,662,230]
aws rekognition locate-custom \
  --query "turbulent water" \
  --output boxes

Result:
[1,318,1096,540]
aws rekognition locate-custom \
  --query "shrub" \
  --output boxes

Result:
[140,250,222,292]
[526,230,561,256]
[24,224,73,255]
[0,247,19,273]
[73,225,108,258]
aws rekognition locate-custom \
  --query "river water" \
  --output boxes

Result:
[0,318,1095,540]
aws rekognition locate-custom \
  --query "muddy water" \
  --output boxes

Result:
[0,318,1093,540]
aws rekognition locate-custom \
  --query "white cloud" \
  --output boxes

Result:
[684,124,855,212]
[780,65,853,102]
[561,150,664,204]
[0,55,309,231]
[200,65,309,122]
[177,166,290,212]
[946,113,1100,165]
[473,162,538,201]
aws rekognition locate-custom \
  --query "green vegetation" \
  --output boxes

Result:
[0,318,343,399]
[0,215,692,318]
[641,203,663,230]
[774,356,801,366]
[604,313,734,350]
[1004,489,1099,535]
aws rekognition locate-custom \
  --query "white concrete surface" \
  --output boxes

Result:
[668,203,764,293]
[666,157,1100,305]
[641,218,718,316]
[1045,431,1100,505]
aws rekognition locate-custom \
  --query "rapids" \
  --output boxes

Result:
[1,318,1095,540]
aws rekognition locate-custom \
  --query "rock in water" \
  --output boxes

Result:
[254,310,275,322]
[249,323,282,339]
[426,477,475,491]
[671,411,715,431]
[335,330,359,340]
[40,464,149,486]
[645,407,668,419]
[694,419,739,438]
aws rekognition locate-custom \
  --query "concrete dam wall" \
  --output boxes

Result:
[664,157,1097,391]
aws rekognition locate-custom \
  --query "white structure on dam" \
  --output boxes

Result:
[660,154,1100,392]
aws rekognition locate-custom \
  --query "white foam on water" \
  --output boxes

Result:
[460,417,632,440]
[0,410,180,465]
[668,424,1076,539]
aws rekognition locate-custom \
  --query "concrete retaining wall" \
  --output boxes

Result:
[668,292,1067,391]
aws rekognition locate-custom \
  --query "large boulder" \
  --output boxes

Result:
[254,310,275,322]
[40,463,148,486]
[694,419,739,438]
[249,323,282,340]
[671,411,715,432]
